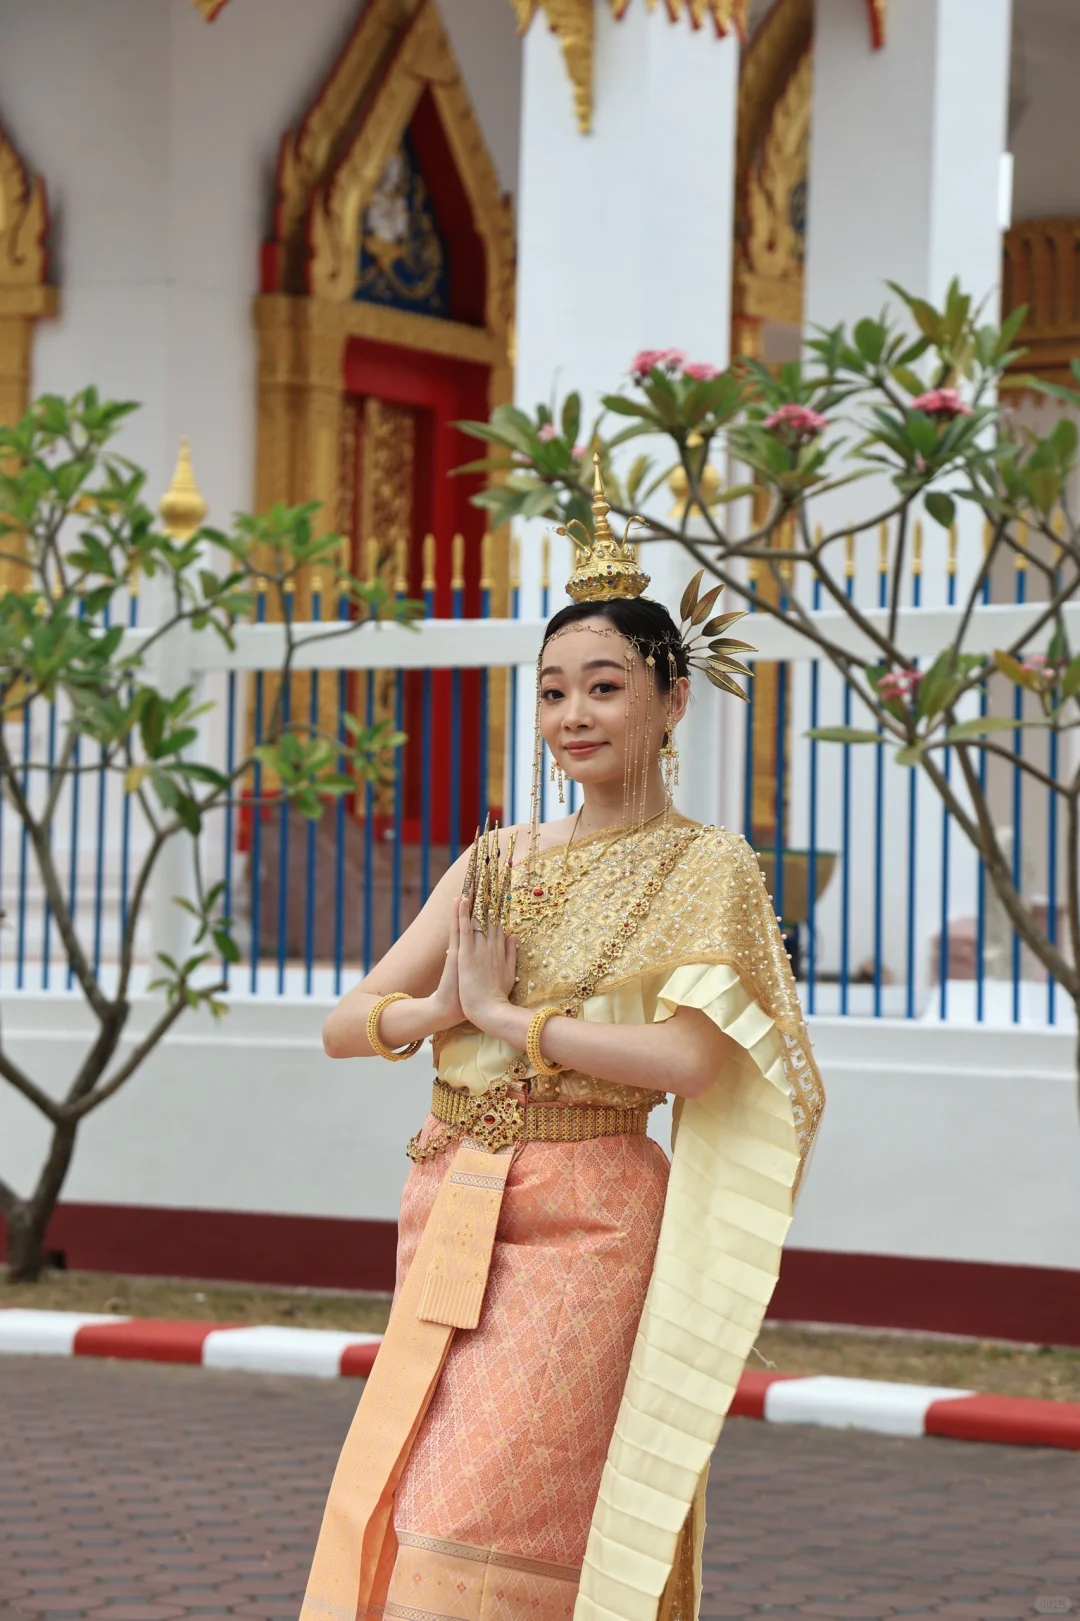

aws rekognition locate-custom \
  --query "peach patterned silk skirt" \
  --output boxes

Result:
[383,1123,669,1621]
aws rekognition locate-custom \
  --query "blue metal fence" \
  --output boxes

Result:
[0,523,1071,1025]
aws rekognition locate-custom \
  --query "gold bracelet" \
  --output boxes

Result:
[366,992,423,1061]
[526,1006,566,1078]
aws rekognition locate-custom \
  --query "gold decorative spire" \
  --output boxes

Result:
[511,1,749,135]
[158,439,208,541]
[563,455,650,603]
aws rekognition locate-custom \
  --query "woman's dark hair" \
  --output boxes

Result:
[542,598,689,692]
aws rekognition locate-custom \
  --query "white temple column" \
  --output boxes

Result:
[513,6,740,826]
[806,0,1012,335]
[799,0,1013,1005]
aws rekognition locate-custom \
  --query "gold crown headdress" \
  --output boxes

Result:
[555,455,755,699]
[561,455,651,603]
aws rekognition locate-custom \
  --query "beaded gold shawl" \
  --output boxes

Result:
[505,813,825,1178]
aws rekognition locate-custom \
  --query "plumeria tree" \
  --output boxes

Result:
[0,391,418,1282]
[461,282,1080,1098]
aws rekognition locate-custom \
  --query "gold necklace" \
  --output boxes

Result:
[513,804,670,936]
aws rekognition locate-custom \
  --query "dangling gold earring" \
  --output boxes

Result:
[659,730,680,796]
[549,753,565,804]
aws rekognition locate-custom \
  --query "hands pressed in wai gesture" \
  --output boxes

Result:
[452,895,518,1029]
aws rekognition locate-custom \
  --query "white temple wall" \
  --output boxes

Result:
[2,997,1078,1283]
[0,0,521,521]
[512,7,740,828]
[1010,0,1080,220]
[0,0,522,962]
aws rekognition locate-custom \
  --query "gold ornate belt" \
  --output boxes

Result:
[407,1077,650,1162]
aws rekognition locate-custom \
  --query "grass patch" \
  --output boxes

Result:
[758,1323,1080,1403]
[1,1267,393,1333]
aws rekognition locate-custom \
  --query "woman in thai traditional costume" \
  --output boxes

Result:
[302,460,825,1621]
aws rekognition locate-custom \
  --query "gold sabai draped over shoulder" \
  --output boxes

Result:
[499,820,825,1621]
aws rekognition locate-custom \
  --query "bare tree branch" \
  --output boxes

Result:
[0,1048,63,1124]
[950,740,1079,998]
[0,734,111,1022]
[71,984,227,1122]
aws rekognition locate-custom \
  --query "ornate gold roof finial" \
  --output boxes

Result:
[158,439,208,541]
[562,454,650,603]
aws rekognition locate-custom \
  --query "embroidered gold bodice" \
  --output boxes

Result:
[433,815,823,1131]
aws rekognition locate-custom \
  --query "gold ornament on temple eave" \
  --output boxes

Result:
[563,454,650,603]
[668,459,722,520]
[159,439,208,541]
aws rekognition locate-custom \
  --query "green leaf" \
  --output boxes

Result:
[601,394,656,420]
[995,649,1041,691]
[906,410,940,458]
[915,650,959,720]
[895,744,925,767]
[854,318,886,364]
[561,391,581,448]
[995,304,1028,358]
[1061,653,1080,703]
[890,365,925,396]
[943,716,1018,741]
[924,491,956,529]
[804,726,882,745]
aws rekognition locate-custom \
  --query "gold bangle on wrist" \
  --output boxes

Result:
[526,1006,566,1078]
[367,992,423,1061]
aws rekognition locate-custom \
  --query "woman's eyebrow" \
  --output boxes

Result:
[539,657,624,678]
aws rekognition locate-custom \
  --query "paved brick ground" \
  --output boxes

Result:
[0,1357,1077,1621]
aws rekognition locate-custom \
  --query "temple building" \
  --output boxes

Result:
[3,0,1080,1336]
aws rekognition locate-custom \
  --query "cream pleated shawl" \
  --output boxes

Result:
[486,820,824,1621]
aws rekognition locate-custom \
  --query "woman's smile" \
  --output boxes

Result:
[563,740,606,758]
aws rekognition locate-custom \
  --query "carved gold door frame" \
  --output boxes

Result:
[0,125,57,587]
[254,0,514,608]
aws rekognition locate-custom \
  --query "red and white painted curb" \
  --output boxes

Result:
[3,1310,1079,1453]
[0,1309,381,1379]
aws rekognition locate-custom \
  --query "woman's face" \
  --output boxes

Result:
[538,618,688,792]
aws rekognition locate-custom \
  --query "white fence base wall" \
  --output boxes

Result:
[2,995,1079,1343]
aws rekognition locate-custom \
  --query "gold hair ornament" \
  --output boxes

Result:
[555,460,755,699]
[677,568,756,702]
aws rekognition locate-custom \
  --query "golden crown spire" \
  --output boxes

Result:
[563,454,650,603]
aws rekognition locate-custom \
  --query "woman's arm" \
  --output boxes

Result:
[321,848,475,1059]
[454,900,732,1100]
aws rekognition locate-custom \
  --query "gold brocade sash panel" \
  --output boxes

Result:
[299,1143,514,1621]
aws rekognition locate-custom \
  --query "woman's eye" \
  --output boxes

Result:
[541,686,563,703]
[591,682,619,696]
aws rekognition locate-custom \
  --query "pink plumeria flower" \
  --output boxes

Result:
[572,443,586,459]
[684,361,719,382]
[536,422,558,443]
[910,386,972,419]
[629,347,687,384]
[878,668,923,702]
[763,402,828,443]
[1021,652,1065,681]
